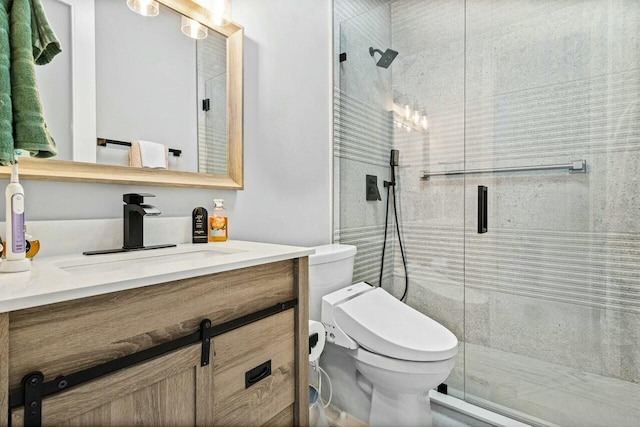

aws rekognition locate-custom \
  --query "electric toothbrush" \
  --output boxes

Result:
[0,162,31,273]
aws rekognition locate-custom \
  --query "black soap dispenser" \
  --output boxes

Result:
[192,207,208,243]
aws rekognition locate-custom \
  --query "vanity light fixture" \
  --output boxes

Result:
[209,0,232,26]
[394,102,427,134]
[413,110,421,125]
[126,0,159,17]
[181,16,208,39]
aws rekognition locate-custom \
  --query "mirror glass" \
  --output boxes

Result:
[35,0,228,175]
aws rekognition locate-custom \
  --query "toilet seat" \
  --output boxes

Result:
[349,347,456,374]
[333,287,458,362]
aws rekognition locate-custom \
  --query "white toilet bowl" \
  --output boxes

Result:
[350,347,456,394]
[309,245,458,427]
[350,347,455,427]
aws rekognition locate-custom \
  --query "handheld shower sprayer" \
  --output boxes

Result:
[386,149,399,188]
[380,149,409,302]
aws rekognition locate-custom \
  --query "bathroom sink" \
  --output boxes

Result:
[52,246,245,276]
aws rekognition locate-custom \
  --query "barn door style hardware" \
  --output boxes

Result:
[9,299,298,426]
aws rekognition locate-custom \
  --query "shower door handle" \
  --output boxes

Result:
[478,186,488,234]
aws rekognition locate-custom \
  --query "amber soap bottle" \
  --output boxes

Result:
[208,199,228,242]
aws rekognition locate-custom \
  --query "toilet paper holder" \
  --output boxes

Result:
[309,320,326,363]
[309,333,319,354]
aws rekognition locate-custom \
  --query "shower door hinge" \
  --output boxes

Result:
[339,53,347,62]
[437,383,448,395]
[202,99,211,112]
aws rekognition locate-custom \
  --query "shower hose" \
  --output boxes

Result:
[378,180,409,302]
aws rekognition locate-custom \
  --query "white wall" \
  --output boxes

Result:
[1,0,332,248]
[36,0,74,162]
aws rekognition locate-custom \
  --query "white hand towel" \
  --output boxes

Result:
[137,140,168,169]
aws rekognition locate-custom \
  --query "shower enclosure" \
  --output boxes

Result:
[333,1,640,425]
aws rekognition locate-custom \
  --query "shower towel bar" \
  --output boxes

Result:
[421,159,586,180]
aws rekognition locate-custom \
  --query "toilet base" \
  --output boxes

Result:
[349,347,454,427]
[369,387,432,427]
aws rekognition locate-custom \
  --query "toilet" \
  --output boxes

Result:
[309,244,458,427]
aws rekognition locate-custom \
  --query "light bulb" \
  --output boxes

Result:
[209,0,231,26]
[126,0,159,17]
[421,115,428,130]
[413,110,421,125]
[406,126,412,133]
[404,105,411,120]
[181,16,208,39]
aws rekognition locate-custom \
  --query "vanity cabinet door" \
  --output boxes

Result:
[212,309,296,427]
[10,345,213,427]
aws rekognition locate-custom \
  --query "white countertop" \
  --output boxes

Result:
[0,240,314,313]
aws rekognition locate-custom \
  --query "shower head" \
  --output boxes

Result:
[369,47,398,68]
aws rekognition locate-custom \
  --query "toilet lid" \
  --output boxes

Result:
[334,288,459,362]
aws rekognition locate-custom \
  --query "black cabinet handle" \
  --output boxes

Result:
[245,360,271,388]
[478,186,488,234]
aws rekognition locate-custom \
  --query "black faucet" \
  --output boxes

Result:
[123,193,161,249]
[82,193,176,255]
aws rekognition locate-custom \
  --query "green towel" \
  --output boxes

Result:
[0,0,13,164]
[30,0,60,65]
[0,0,60,165]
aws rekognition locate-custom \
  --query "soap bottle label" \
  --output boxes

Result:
[192,207,209,243]
[209,216,228,241]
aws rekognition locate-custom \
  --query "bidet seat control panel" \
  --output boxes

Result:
[322,281,374,307]
[321,281,373,350]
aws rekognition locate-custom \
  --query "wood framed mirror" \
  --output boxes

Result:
[0,0,243,189]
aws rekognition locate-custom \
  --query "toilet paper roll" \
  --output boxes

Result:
[309,320,326,362]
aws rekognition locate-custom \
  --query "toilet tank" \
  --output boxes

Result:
[308,244,357,321]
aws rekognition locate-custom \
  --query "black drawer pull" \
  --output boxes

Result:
[245,360,271,388]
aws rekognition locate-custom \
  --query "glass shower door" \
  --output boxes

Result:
[335,0,468,405]
[463,1,640,425]
[199,73,227,174]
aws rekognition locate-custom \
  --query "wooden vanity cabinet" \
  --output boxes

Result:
[0,258,309,427]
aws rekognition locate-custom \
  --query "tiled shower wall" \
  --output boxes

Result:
[334,0,396,287]
[334,0,640,425]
